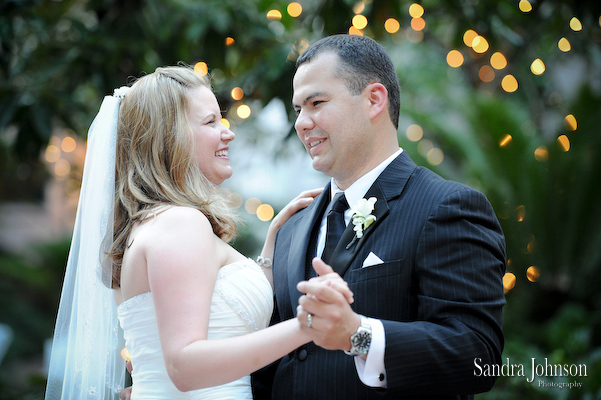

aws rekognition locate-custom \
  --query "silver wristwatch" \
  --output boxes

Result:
[344,315,372,356]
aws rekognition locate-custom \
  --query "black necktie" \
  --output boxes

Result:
[321,192,349,264]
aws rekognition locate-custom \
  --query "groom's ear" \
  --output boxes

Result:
[365,82,388,121]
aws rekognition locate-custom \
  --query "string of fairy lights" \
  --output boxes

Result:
[42,1,597,295]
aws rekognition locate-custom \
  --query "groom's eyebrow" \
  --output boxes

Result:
[293,92,326,110]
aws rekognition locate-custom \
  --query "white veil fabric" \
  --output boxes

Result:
[45,87,130,399]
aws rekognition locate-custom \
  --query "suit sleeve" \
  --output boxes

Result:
[382,187,506,395]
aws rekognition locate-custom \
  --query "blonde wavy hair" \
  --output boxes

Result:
[109,66,237,288]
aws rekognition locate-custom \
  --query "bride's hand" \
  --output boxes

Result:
[260,188,323,261]
[270,188,323,234]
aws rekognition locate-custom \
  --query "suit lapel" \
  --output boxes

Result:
[328,152,417,277]
[286,184,331,316]
[329,183,388,276]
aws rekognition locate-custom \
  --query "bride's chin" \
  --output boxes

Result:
[212,171,233,186]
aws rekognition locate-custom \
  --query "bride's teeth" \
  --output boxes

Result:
[215,150,228,157]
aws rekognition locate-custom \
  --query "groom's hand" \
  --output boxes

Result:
[304,258,354,304]
[119,360,133,400]
[119,387,132,400]
[296,258,360,351]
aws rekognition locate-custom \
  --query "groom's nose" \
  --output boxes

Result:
[294,109,315,136]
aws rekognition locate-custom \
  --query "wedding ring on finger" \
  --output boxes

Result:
[307,313,313,328]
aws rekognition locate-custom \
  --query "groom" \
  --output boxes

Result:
[252,35,506,399]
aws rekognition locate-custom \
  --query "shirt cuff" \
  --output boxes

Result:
[354,318,387,387]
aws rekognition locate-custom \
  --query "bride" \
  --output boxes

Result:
[44,66,351,399]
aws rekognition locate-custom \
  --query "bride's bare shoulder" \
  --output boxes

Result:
[155,205,209,221]
[135,206,214,244]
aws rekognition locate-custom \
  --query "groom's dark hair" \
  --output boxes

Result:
[296,34,401,129]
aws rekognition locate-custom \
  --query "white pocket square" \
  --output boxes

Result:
[362,252,384,268]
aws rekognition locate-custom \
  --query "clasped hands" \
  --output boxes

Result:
[296,258,361,353]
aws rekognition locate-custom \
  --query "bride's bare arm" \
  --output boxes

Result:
[144,207,311,392]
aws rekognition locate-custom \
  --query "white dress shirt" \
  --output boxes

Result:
[315,148,403,388]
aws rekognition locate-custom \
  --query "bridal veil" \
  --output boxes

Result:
[45,87,129,399]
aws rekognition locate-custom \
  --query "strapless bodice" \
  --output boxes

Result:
[117,258,273,399]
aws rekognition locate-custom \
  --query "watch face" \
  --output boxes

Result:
[352,329,371,352]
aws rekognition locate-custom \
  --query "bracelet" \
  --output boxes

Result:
[256,256,272,268]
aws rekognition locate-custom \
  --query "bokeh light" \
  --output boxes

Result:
[417,139,433,156]
[353,1,365,14]
[479,65,495,82]
[409,3,424,18]
[564,114,577,131]
[558,37,571,52]
[245,197,262,214]
[54,159,71,177]
[237,104,251,119]
[411,17,426,31]
[490,52,507,69]
[427,148,444,165]
[518,0,533,13]
[287,2,302,17]
[501,74,518,92]
[526,266,540,282]
[557,135,570,152]
[446,50,464,68]
[194,62,208,76]
[406,124,423,141]
[221,118,230,129]
[45,145,61,163]
[472,36,489,53]
[499,134,513,148]
[225,37,235,46]
[503,272,517,293]
[385,18,400,34]
[352,14,368,30]
[266,9,282,20]
[231,87,244,101]
[463,30,478,47]
[534,146,549,161]
[530,58,546,75]
[61,136,76,153]
[256,204,275,221]
[349,26,364,36]
[570,17,582,31]
[227,192,243,208]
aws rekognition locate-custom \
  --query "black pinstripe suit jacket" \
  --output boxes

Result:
[253,151,506,400]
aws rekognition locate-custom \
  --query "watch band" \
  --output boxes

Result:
[344,315,372,356]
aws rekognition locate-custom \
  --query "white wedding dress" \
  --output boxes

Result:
[117,258,274,399]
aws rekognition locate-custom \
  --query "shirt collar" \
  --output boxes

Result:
[330,148,403,208]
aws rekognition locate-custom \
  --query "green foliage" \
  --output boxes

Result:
[0,239,70,398]
[0,240,68,357]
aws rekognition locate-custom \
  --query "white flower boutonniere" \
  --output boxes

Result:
[350,197,377,239]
